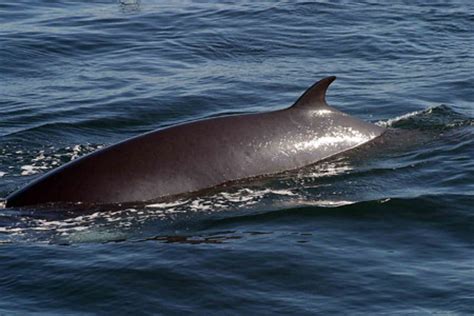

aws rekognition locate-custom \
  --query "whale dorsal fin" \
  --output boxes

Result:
[291,76,336,109]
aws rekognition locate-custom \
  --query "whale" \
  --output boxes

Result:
[5,76,385,208]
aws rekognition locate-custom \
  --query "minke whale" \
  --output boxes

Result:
[5,76,385,208]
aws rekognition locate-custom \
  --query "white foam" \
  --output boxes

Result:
[270,189,298,196]
[144,188,298,214]
[20,165,45,176]
[376,108,430,128]
[303,163,352,178]
[0,227,24,233]
[145,200,189,209]
[293,199,356,208]
[15,144,103,177]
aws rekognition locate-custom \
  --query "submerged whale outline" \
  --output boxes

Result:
[6,76,385,208]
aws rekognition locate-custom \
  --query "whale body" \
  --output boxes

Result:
[5,76,385,208]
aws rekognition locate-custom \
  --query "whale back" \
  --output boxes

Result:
[5,77,385,207]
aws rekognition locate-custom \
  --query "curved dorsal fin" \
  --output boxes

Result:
[290,76,336,109]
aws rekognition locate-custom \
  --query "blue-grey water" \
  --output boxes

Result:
[1,1,473,314]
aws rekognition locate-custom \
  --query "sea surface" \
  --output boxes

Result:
[0,1,473,314]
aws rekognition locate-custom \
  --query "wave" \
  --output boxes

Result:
[1,185,471,245]
[377,104,473,130]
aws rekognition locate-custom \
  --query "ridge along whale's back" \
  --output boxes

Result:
[5,76,385,208]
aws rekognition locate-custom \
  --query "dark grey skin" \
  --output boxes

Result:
[5,76,385,208]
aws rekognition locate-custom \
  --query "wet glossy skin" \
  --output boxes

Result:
[6,77,385,207]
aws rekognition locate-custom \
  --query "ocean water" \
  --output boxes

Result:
[0,0,473,314]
